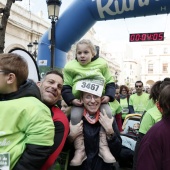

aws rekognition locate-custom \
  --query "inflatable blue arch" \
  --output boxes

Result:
[37,0,170,75]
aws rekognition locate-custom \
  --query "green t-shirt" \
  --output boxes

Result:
[145,99,155,111]
[120,98,129,119]
[63,58,114,99]
[139,105,162,134]
[0,97,54,169]
[129,92,149,114]
[109,100,122,116]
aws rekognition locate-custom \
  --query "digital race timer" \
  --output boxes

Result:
[129,32,164,42]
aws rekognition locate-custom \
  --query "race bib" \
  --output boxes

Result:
[122,107,129,113]
[0,153,10,170]
[76,79,104,97]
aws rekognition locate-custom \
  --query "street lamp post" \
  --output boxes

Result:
[115,71,118,87]
[46,0,62,70]
[27,40,38,59]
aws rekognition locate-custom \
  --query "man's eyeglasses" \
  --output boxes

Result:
[135,85,142,88]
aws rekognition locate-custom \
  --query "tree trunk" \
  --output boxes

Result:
[0,0,13,53]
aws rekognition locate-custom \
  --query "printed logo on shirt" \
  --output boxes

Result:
[0,139,11,146]
[0,131,6,136]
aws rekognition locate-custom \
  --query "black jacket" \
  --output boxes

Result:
[0,79,41,101]
[67,118,122,170]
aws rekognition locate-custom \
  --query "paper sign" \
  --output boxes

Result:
[76,79,104,97]
[0,153,10,170]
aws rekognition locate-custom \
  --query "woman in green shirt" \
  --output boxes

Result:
[117,85,130,123]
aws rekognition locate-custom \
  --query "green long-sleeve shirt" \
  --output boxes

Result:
[0,97,54,169]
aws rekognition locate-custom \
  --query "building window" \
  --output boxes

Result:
[148,64,153,73]
[162,63,168,73]
[149,48,153,54]
[164,48,168,54]
[130,64,132,69]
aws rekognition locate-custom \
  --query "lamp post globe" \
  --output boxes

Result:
[46,0,62,20]
[27,40,38,59]
[33,40,38,47]
[27,42,33,54]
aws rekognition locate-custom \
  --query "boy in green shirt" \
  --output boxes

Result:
[0,53,54,170]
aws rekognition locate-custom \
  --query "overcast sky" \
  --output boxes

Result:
[16,0,170,43]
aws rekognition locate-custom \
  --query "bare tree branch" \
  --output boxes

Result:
[0,0,15,53]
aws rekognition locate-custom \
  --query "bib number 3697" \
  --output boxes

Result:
[76,79,104,97]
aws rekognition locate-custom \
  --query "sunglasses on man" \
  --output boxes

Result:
[135,85,142,88]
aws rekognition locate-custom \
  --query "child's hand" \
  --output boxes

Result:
[72,99,83,106]
[101,96,110,103]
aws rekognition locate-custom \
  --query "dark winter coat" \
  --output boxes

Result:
[67,117,122,170]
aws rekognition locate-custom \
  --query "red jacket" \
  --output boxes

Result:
[41,106,69,170]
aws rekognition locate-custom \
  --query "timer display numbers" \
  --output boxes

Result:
[129,32,164,42]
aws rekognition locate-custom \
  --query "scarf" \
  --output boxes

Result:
[120,94,127,99]
[83,108,100,124]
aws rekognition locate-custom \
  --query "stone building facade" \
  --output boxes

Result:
[140,41,170,86]
[0,0,50,54]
